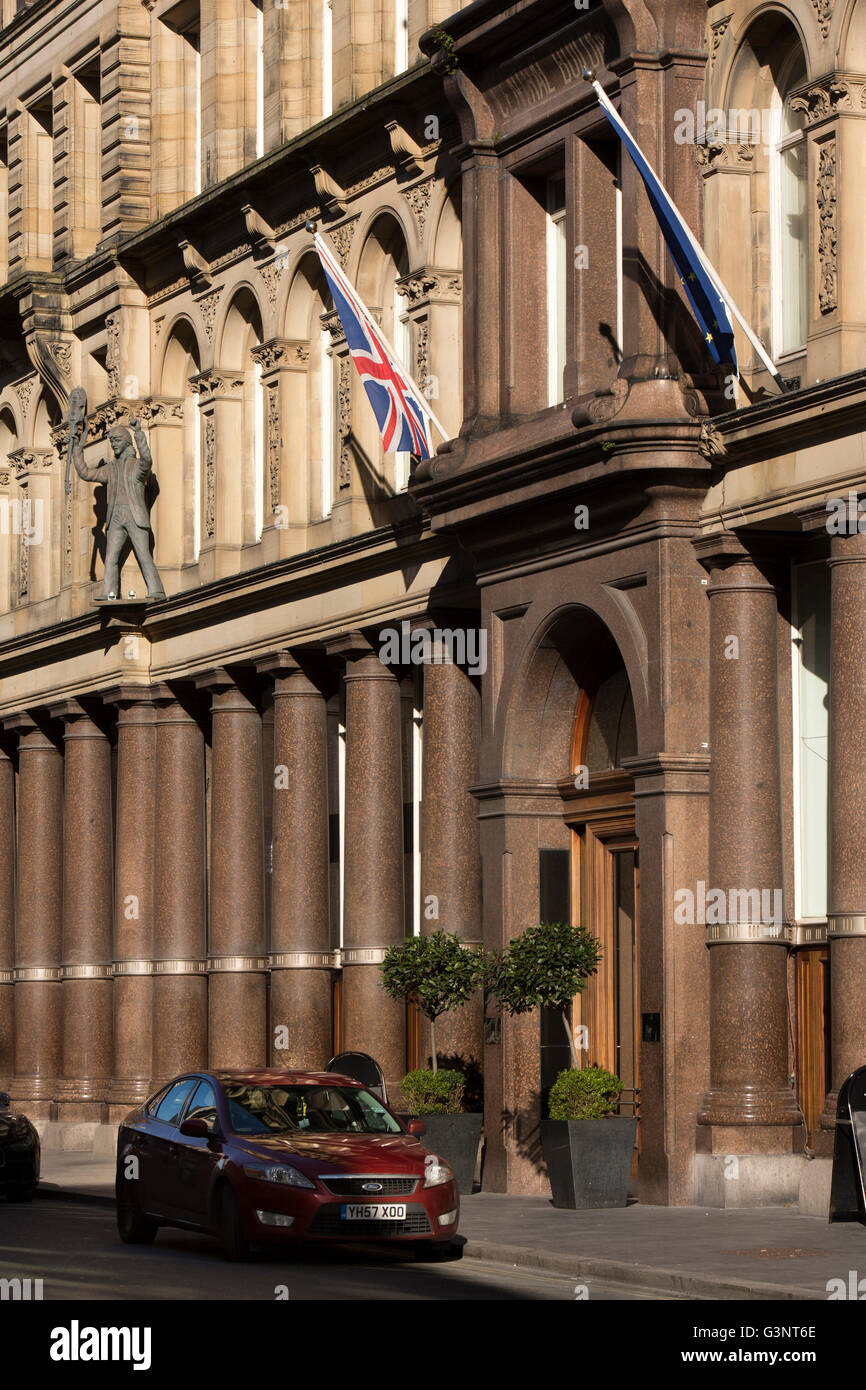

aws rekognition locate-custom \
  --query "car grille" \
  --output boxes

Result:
[308,1203,431,1236]
[320,1176,418,1196]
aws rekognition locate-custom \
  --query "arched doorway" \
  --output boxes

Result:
[563,651,640,1170]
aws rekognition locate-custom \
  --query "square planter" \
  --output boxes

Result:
[541,1116,637,1209]
[401,1113,483,1195]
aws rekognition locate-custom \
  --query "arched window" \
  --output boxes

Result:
[771,46,808,358]
[357,217,411,497]
[284,253,334,527]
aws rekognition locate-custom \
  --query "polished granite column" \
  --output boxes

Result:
[695,538,801,1157]
[420,641,483,1073]
[151,686,208,1086]
[259,653,332,1068]
[198,669,267,1069]
[0,741,14,1089]
[335,634,406,1098]
[820,529,866,1141]
[104,686,156,1116]
[4,714,63,1117]
[52,701,113,1123]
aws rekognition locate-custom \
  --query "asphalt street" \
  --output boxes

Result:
[0,1198,672,1301]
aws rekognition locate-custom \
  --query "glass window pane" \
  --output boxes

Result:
[154,1077,197,1127]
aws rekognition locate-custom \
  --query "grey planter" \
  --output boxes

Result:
[542,1117,638,1209]
[401,1113,483,1195]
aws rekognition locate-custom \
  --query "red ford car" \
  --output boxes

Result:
[115,1069,459,1261]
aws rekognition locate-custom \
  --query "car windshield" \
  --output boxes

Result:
[222,1084,403,1136]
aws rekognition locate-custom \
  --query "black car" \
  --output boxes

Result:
[0,1091,40,1201]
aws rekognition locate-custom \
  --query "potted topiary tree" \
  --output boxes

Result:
[486,920,637,1208]
[382,931,484,1194]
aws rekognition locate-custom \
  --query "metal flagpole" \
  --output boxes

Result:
[585,71,786,393]
[312,227,452,445]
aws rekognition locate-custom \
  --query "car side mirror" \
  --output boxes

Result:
[407,1119,426,1137]
[179,1117,209,1138]
[0,1092,9,1110]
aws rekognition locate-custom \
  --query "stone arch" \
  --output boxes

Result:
[282,249,335,523]
[841,0,866,67]
[501,601,649,782]
[216,285,264,370]
[430,182,461,269]
[31,390,59,449]
[158,314,201,393]
[355,212,414,494]
[352,201,418,279]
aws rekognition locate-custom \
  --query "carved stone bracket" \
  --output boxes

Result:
[179,238,212,292]
[385,116,426,177]
[309,162,348,217]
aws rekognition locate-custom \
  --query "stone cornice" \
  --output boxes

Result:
[694,367,866,469]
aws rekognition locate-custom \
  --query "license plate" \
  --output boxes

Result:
[341,1203,406,1221]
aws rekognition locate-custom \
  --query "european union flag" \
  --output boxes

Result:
[589,77,737,369]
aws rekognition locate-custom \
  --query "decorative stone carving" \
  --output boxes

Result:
[338,357,352,490]
[204,414,215,538]
[12,376,36,417]
[790,82,852,123]
[699,419,727,458]
[188,370,245,398]
[709,16,731,66]
[403,178,434,240]
[267,385,280,513]
[105,314,121,397]
[259,259,284,307]
[817,139,838,314]
[811,0,834,39]
[8,447,55,478]
[49,341,72,378]
[329,219,358,270]
[416,320,429,384]
[695,142,755,169]
[251,341,287,373]
[396,269,463,304]
[139,396,185,424]
[198,289,223,344]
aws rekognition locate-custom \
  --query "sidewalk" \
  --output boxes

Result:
[36,1152,866,1300]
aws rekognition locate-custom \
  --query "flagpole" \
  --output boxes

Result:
[312,228,452,444]
[584,71,786,393]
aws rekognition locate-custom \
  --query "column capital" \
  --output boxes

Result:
[102,683,157,711]
[324,630,376,662]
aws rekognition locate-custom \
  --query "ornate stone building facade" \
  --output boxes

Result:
[0,0,863,1208]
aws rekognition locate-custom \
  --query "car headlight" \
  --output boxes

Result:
[423,1160,454,1188]
[242,1163,316,1189]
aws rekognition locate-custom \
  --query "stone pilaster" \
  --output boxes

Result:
[151,687,208,1087]
[259,653,333,1069]
[0,741,14,1089]
[819,530,866,1142]
[104,686,156,1115]
[693,537,802,1196]
[52,701,113,1123]
[419,642,483,1073]
[4,714,63,1117]
[197,669,267,1069]
[334,633,406,1099]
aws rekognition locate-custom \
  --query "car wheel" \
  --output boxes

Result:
[220,1187,251,1263]
[116,1191,158,1245]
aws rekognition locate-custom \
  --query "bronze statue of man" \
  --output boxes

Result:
[71,412,166,603]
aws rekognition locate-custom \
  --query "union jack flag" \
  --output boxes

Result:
[314,232,434,460]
